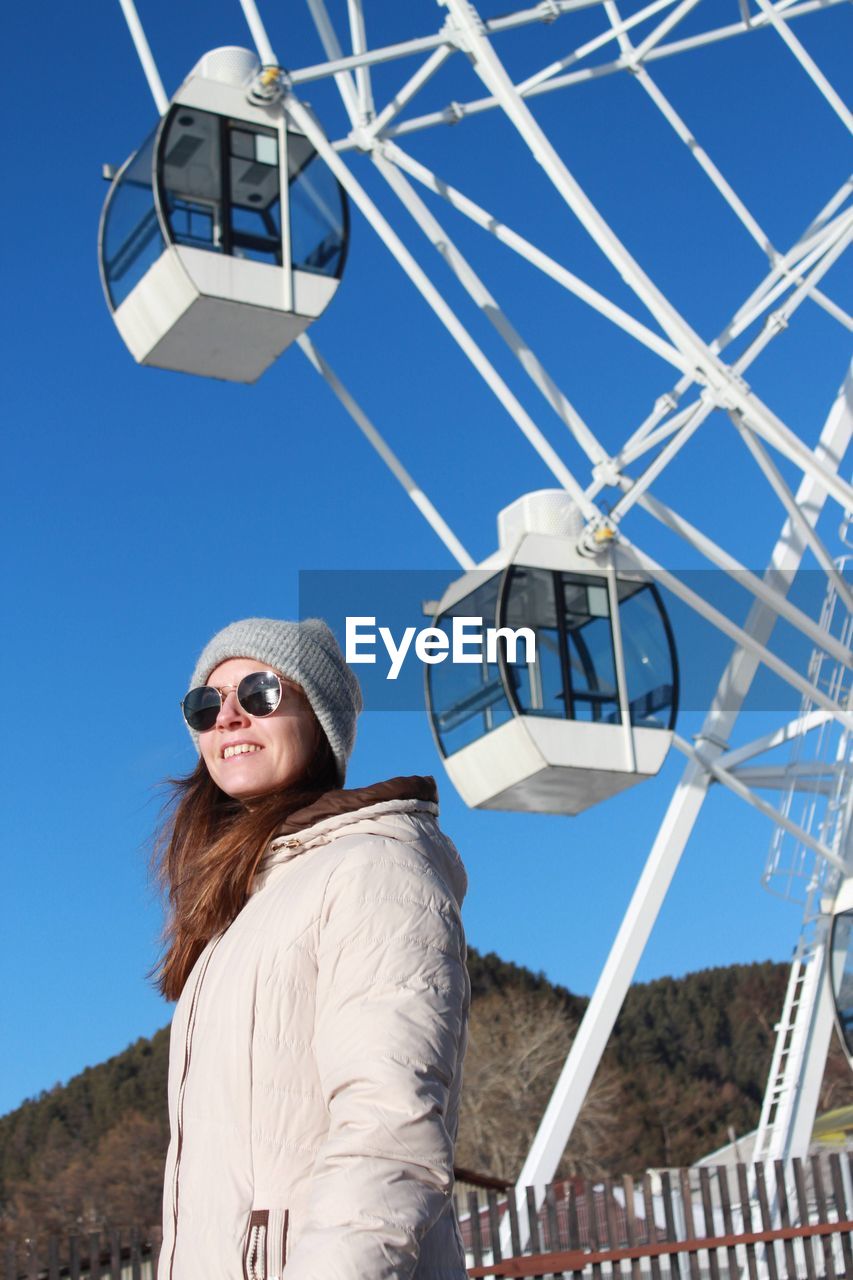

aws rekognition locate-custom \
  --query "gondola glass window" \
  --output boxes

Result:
[501,567,675,730]
[289,135,347,277]
[155,109,346,272]
[618,579,677,729]
[427,567,676,759]
[427,576,513,757]
[831,907,853,1058]
[101,130,163,310]
[158,114,250,261]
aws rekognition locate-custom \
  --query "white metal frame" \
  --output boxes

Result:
[115,0,852,1250]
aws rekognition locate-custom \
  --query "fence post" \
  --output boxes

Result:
[714,1165,739,1279]
[524,1185,542,1251]
[68,1234,81,1280]
[660,1171,685,1280]
[506,1186,522,1260]
[544,1183,565,1279]
[697,1167,720,1280]
[603,1176,622,1257]
[88,1231,101,1280]
[486,1191,502,1264]
[678,1168,701,1280]
[587,1177,603,1280]
[622,1174,641,1280]
[467,1191,483,1271]
[47,1235,60,1280]
[754,1162,780,1280]
[828,1153,853,1276]
[773,1159,798,1280]
[641,1173,662,1280]
[790,1158,817,1280]
[735,1162,759,1280]
[811,1154,838,1280]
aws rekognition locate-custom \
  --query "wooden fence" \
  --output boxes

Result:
[3,1228,159,1280]
[4,1156,852,1279]
[454,1155,853,1279]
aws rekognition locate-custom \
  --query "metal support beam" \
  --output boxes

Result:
[283,93,599,517]
[753,0,853,135]
[438,0,853,514]
[730,398,853,618]
[672,733,846,869]
[238,0,279,67]
[336,0,846,146]
[383,142,687,370]
[305,0,362,128]
[297,336,475,568]
[602,223,853,520]
[629,487,853,669]
[372,148,607,466]
[347,0,376,122]
[717,710,830,770]
[364,45,455,142]
[517,0,680,94]
[116,0,168,114]
[605,196,851,476]
[617,538,853,733]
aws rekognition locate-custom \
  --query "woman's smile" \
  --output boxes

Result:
[221,742,264,760]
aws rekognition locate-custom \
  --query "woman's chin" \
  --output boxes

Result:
[215,766,275,801]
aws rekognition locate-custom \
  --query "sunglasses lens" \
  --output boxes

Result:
[238,671,282,718]
[182,686,222,732]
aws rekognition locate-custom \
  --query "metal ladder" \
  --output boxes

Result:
[753,548,852,1167]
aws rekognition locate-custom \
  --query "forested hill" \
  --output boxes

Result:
[2,951,851,1244]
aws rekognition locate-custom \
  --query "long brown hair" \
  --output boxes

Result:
[152,723,338,1001]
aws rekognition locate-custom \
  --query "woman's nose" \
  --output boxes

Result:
[215,690,250,728]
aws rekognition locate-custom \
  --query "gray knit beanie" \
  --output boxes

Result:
[187,617,363,784]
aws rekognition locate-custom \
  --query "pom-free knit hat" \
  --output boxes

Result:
[187,617,363,784]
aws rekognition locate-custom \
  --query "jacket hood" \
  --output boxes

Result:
[250,775,467,906]
[273,774,438,835]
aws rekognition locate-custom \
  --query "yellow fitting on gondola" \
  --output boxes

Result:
[593,525,615,543]
[261,66,281,85]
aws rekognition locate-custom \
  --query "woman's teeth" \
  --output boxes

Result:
[223,744,262,759]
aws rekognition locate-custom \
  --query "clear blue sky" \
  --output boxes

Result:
[1,0,850,1118]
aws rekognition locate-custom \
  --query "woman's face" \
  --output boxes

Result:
[198,658,321,800]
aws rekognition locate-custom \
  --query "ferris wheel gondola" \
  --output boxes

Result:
[830,877,853,1068]
[425,492,679,815]
[98,47,348,382]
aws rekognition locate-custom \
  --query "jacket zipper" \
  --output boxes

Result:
[242,1208,288,1280]
[168,935,223,1279]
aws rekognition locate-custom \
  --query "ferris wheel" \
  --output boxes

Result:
[102,0,852,1248]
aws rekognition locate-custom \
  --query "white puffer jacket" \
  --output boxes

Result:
[158,776,470,1280]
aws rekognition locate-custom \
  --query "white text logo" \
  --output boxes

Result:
[345,616,536,680]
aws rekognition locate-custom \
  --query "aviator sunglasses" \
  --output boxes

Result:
[182,671,289,733]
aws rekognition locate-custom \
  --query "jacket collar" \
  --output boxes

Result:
[251,774,462,901]
[273,774,438,837]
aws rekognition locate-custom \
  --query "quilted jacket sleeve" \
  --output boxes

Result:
[282,840,470,1279]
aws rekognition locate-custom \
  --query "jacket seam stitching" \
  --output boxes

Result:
[253,1030,313,1051]
[256,1082,323,1098]
[322,931,459,959]
[354,892,456,917]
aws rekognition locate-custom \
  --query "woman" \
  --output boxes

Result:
[154,616,471,1280]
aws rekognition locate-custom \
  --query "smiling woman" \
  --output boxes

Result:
[152,616,471,1280]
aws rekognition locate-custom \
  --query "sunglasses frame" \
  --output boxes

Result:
[181,670,289,732]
